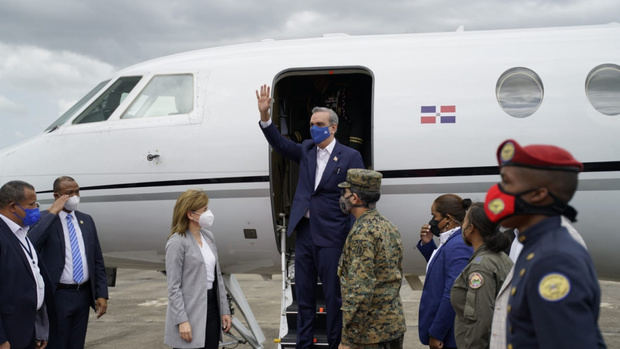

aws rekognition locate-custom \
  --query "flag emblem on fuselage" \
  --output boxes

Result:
[420,105,456,124]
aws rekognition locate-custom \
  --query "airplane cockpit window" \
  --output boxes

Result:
[586,64,620,116]
[121,74,194,119]
[72,76,142,124]
[496,67,544,118]
[45,80,110,132]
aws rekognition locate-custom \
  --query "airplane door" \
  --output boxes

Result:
[270,68,374,249]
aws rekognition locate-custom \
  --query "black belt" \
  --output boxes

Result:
[57,282,88,290]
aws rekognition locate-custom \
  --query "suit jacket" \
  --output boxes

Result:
[417,229,472,348]
[164,230,231,348]
[489,216,588,349]
[29,210,108,307]
[261,122,364,247]
[0,218,50,348]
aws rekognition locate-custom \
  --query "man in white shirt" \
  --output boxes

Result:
[256,85,364,348]
[0,180,49,349]
[29,176,108,349]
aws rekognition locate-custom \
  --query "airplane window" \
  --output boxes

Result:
[496,67,544,118]
[586,64,620,116]
[72,76,142,124]
[121,74,194,119]
[45,80,110,131]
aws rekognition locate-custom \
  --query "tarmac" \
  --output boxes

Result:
[84,269,620,348]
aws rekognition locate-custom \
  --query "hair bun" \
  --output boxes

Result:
[462,198,472,209]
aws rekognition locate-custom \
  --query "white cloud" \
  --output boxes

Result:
[0,95,25,114]
[284,11,322,34]
[0,42,114,97]
[0,42,115,148]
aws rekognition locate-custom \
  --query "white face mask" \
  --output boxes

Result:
[198,209,215,228]
[64,196,80,212]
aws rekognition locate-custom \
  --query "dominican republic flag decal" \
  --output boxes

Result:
[420,105,456,124]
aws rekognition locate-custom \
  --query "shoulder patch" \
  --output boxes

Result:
[468,272,484,289]
[538,273,571,302]
[473,256,483,264]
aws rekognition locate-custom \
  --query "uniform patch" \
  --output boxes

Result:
[468,272,484,289]
[488,198,505,215]
[500,142,516,163]
[538,273,571,302]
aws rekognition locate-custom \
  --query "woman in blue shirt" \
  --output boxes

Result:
[417,194,473,349]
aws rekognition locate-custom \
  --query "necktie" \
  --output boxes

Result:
[66,214,84,284]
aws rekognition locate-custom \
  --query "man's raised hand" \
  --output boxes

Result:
[255,84,272,122]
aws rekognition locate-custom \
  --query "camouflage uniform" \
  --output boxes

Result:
[450,245,513,349]
[337,169,406,348]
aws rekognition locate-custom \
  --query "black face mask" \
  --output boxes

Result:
[428,218,442,237]
[339,194,354,214]
[515,188,578,222]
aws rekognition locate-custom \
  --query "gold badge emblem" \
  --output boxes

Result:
[500,142,515,163]
[488,198,505,215]
[468,272,484,289]
[538,273,571,302]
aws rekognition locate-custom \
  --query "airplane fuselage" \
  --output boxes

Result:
[1,24,619,279]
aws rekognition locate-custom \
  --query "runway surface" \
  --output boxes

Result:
[84,269,620,348]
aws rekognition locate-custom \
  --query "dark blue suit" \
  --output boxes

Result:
[507,216,606,348]
[0,218,50,349]
[29,210,108,349]
[417,229,472,348]
[261,122,364,348]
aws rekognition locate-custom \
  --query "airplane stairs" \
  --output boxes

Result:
[276,216,329,348]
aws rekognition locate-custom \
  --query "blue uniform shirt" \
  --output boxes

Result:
[506,216,606,348]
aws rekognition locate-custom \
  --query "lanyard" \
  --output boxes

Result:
[18,237,34,261]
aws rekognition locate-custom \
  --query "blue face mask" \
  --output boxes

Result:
[310,125,330,144]
[15,205,41,226]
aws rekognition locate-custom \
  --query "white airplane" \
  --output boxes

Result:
[1,23,619,347]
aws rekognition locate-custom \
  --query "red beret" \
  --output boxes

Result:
[497,139,583,172]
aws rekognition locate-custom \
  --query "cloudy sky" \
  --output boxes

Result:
[1,0,618,148]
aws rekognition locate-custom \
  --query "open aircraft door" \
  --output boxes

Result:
[269,67,373,347]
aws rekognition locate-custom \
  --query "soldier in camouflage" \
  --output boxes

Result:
[336,169,406,349]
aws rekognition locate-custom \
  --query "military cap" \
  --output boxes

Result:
[338,168,383,192]
[497,139,583,172]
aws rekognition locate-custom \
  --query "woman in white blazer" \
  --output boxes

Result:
[164,189,232,349]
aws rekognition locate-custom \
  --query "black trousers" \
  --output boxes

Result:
[205,288,220,349]
[295,218,343,349]
[175,287,220,349]
[47,285,91,349]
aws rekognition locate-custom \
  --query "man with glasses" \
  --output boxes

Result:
[0,180,49,349]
